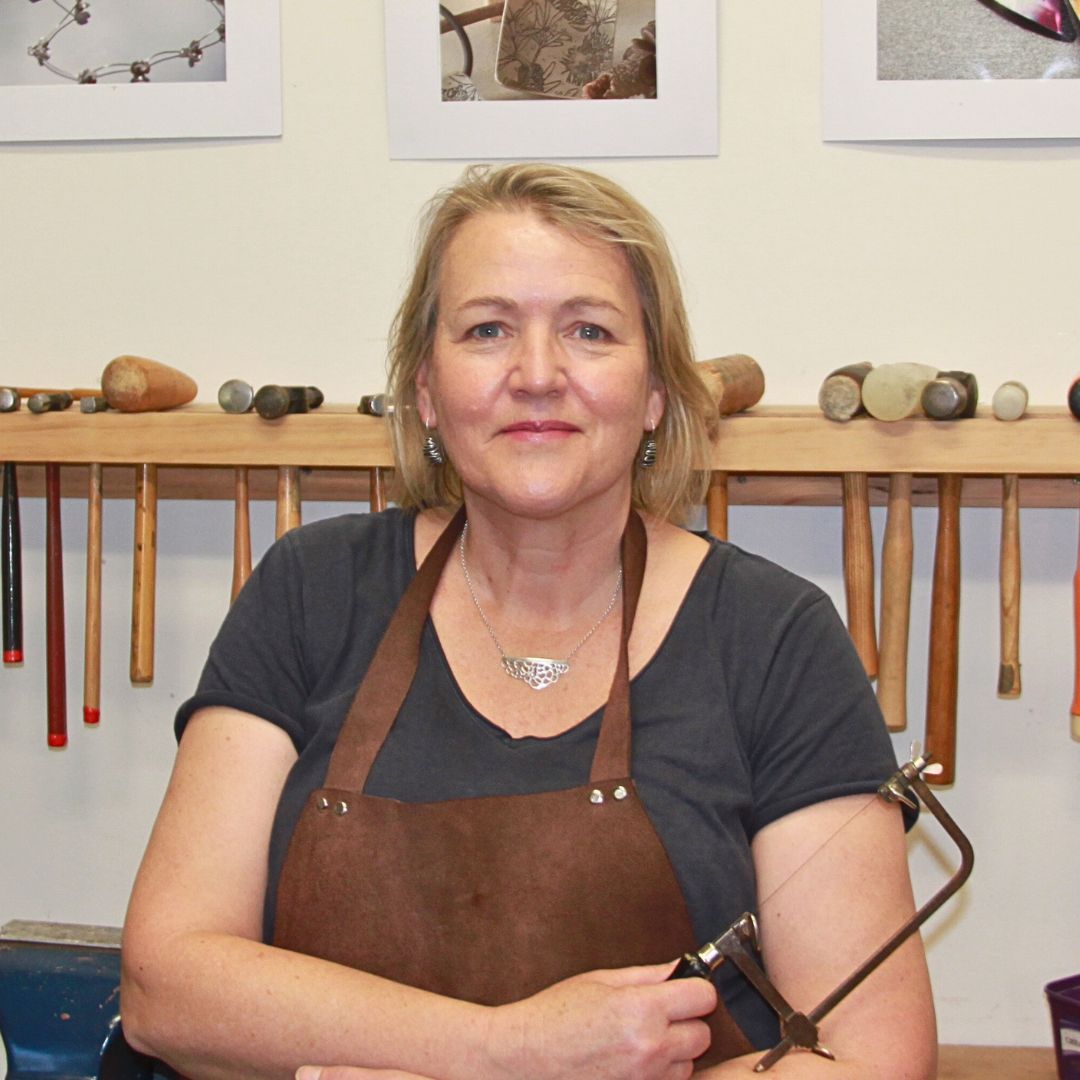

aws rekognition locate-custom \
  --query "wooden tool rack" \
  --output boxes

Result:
[2,404,1077,504]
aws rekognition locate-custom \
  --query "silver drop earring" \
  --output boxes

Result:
[422,424,445,466]
[639,425,657,469]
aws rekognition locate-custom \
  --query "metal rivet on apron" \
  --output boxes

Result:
[589,789,604,804]
[316,796,330,811]
[334,800,349,815]
[613,785,628,801]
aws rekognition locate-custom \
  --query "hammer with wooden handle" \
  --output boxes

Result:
[215,380,256,600]
[83,463,103,725]
[276,467,301,539]
[45,464,67,747]
[925,472,963,785]
[825,363,878,678]
[843,473,877,680]
[816,363,877,679]
[992,381,1028,699]
[231,467,252,603]
[102,356,198,684]
[697,354,765,541]
[878,472,912,731]
[2,462,22,665]
[921,373,978,781]
[926,369,978,761]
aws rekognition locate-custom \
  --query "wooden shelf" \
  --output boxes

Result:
[938,1044,1056,1079]
[1,405,1077,505]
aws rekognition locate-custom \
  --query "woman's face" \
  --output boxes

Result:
[417,209,664,521]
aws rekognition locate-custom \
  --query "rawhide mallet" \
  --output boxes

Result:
[101,355,197,413]
[695,354,765,540]
[818,362,872,423]
[102,356,197,684]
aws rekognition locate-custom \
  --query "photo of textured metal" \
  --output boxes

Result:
[495,0,618,98]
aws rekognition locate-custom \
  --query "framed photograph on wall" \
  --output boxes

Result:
[0,0,281,142]
[385,0,717,159]
[824,0,1080,140]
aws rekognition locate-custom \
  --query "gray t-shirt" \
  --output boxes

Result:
[176,507,900,1049]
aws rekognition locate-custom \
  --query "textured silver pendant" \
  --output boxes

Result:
[502,656,570,690]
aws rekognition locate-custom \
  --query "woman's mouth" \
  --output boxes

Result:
[498,421,583,438]
[501,420,579,434]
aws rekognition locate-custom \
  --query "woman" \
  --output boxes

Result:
[121,164,936,1079]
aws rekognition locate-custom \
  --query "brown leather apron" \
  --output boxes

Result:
[273,508,752,1068]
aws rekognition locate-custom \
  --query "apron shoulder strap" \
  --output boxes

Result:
[589,508,645,783]
[324,506,466,790]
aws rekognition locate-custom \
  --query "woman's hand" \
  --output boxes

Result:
[300,962,715,1080]
[485,960,717,1080]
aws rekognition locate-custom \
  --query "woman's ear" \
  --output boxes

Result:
[415,361,435,427]
[646,376,666,430]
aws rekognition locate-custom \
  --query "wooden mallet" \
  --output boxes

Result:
[696,354,765,540]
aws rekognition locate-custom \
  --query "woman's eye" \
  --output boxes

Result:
[469,322,504,339]
[575,324,608,341]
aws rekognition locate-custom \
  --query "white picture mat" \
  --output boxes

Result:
[823,0,1080,140]
[0,0,281,143]
[385,0,717,159]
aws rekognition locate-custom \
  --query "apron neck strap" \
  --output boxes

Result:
[589,508,645,782]
[325,506,646,791]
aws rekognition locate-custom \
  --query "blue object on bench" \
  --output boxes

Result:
[0,920,165,1079]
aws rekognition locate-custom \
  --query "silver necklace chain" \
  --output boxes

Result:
[459,521,623,691]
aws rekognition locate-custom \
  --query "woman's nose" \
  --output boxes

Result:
[509,331,565,396]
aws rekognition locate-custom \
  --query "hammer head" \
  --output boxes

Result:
[101,355,198,413]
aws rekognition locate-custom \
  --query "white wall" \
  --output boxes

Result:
[1,0,1077,1054]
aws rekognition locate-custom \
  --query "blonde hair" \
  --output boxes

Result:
[387,163,716,523]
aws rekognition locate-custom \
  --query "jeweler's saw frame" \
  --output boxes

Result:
[671,751,973,1071]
